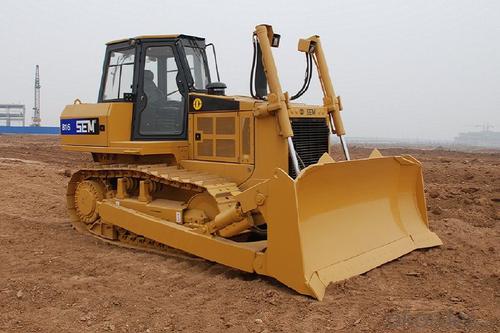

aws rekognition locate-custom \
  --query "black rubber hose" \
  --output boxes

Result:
[294,54,310,98]
[250,36,259,99]
[290,53,313,100]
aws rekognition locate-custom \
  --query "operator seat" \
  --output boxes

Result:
[140,70,182,135]
[140,70,164,133]
[143,70,163,104]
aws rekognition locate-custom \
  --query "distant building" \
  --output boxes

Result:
[0,104,25,126]
[454,130,500,148]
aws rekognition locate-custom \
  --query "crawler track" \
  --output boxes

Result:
[67,163,242,255]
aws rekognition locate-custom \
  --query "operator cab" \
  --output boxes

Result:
[98,35,221,140]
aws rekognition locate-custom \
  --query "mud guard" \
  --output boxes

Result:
[253,155,442,300]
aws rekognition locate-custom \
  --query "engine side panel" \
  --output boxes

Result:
[60,102,132,146]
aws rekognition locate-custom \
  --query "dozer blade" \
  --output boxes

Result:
[252,154,442,300]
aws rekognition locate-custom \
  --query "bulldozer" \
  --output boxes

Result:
[60,24,442,300]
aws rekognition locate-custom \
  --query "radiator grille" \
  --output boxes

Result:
[289,118,329,178]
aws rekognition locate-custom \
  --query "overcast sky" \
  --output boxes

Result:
[1,0,499,140]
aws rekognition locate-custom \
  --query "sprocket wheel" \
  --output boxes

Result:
[74,180,105,224]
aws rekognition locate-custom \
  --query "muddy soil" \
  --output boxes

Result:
[0,135,498,333]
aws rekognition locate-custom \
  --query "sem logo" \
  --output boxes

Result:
[76,119,97,134]
[60,118,99,135]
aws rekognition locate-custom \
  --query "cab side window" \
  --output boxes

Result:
[184,46,209,90]
[102,48,135,100]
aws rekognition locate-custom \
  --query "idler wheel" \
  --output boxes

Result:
[74,180,105,224]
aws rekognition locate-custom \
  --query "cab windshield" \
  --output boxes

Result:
[184,45,210,90]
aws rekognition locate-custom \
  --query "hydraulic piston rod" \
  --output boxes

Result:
[288,137,301,176]
[298,35,351,160]
[255,24,302,174]
[329,113,351,161]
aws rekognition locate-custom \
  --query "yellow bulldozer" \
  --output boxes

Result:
[60,24,442,300]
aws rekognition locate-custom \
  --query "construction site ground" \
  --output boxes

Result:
[0,135,498,333]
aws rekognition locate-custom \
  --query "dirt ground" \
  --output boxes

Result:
[0,135,498,333]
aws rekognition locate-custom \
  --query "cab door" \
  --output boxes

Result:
[132,42,189,140]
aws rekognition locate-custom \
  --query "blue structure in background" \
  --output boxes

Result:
[0,126,59,134]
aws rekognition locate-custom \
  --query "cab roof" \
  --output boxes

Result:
[106,34,205,45]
